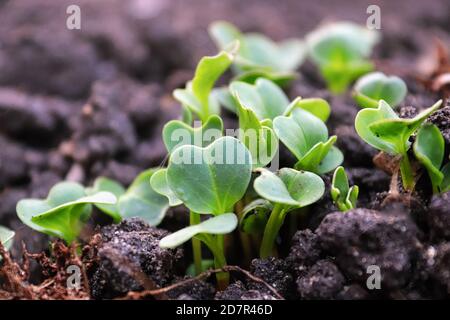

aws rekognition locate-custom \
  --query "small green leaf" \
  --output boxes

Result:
[284,97,331,122]
[239,199,272,234]
[159,213,238,248]
[440,162,450,193]
[274,108,342,173]
[331,166,358,211]
[162,114,223,154]
[174,45,237,121]
[213,87,239,113]
[0,226,14,251]
[347,186,359,209]
[167,136,252,215]
[17,182,116,243]
[86,177,125,223]
[368,100,442,154]
[353,72,407,108]
[118,169,170,226]
[233,69,297,87]
[253,168,324,211]
[150,169,182,206]
[233,93,279,168]
[413,124,445,193]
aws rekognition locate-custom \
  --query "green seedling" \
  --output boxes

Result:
[229,78,331,122]
[353,72,407,109]
[355,99,442,191]
[273,108,343,174]
[162,114,223,154]
[87,169,170,226]
[254,168,324,258]
[239,199,272,235]
[306,21,379,93]
[173,43,237,122]
[331,166,359,211]
[16,182,116,243]
[160,136,252,288]
[0,226,15,261]
[209,21,305,85]
[413,124,450,193]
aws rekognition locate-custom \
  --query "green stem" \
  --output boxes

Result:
[399,154,414,192]
[213,235,228,291]
[190,211,202,275]
[260,203,287,259]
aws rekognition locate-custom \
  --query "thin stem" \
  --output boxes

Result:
[213,235,228,291]
[399,153,414,192]
[189,211,202,275]
[260,203,287,259]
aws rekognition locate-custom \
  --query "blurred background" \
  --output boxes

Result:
[0,0,448,256]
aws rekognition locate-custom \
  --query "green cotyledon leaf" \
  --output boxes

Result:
[17,182,116,243]
[167,136,252,215]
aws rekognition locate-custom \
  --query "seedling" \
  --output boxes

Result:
[253,168,324,258]
[273,108,343,174]
[229,78,331,122]
[306,21,379,93]
[0,226,14,261]
[160,136,252,288]
[355,99,442,191]
[413,124,450,193]
[331,166,359,211]
[239,199,272,235]
[87,169,170,226]
[209,21,305,85]
[16,182,116,243]
[173,44,237,122]
[353,72,407,109]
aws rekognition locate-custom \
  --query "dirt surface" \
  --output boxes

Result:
[1,0,450,300]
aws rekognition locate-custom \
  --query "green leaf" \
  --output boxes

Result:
[239,199,272,234]
[353,72,407,108]
[233,69,297,87]
[274,108,342,173]
[284,97,331,122]
[162,114,223,154]
[213,87,239,113]
[253,168,324,211]
[209,21,305,83]
[368,100,442,154]
[440,162,450,193]
[0,226,14,251]
[150,169,182,206]
[331,166,358,211]
[173,45,237,121]
[413,124,445,193]
[17,182,116,243]
[118,169,170,226]
[347,186,359,209]
[159,213,238,248]
[233,93,279,168]
[167,136,252,215]
[86,177,125,223]
[230,79,289,121]
[306,22,379,93]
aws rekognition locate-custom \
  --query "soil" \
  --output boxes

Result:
[1,0,450,300]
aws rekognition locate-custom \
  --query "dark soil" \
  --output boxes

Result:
[1,0,450,300]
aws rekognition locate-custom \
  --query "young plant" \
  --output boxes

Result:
[173,44,237,123]
[159,136,252,288]
[16,182,116,243]
[306,21,380,93]
[209,21,305,85]
[273,108,343,174]
[229,78,331,122]
[413,124,450,193]
[0,226,15,261]
[87,169,170,226]
[331,166,359,211]
[253,168,324,258]
[355,99,442,191]
[353,72,407,109]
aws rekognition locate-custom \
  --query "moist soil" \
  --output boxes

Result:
[1,0,450,300]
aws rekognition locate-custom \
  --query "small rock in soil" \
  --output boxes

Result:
[167,277,215,300]
[336,284,370,300]
[286,229,322,278]
[214,281,276,300]
[427,192,450,241]
[89,218,182,299]
[316,208,421,290]
[248,257,296,299]
[296,259,345,300]
[422,243,450,295]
